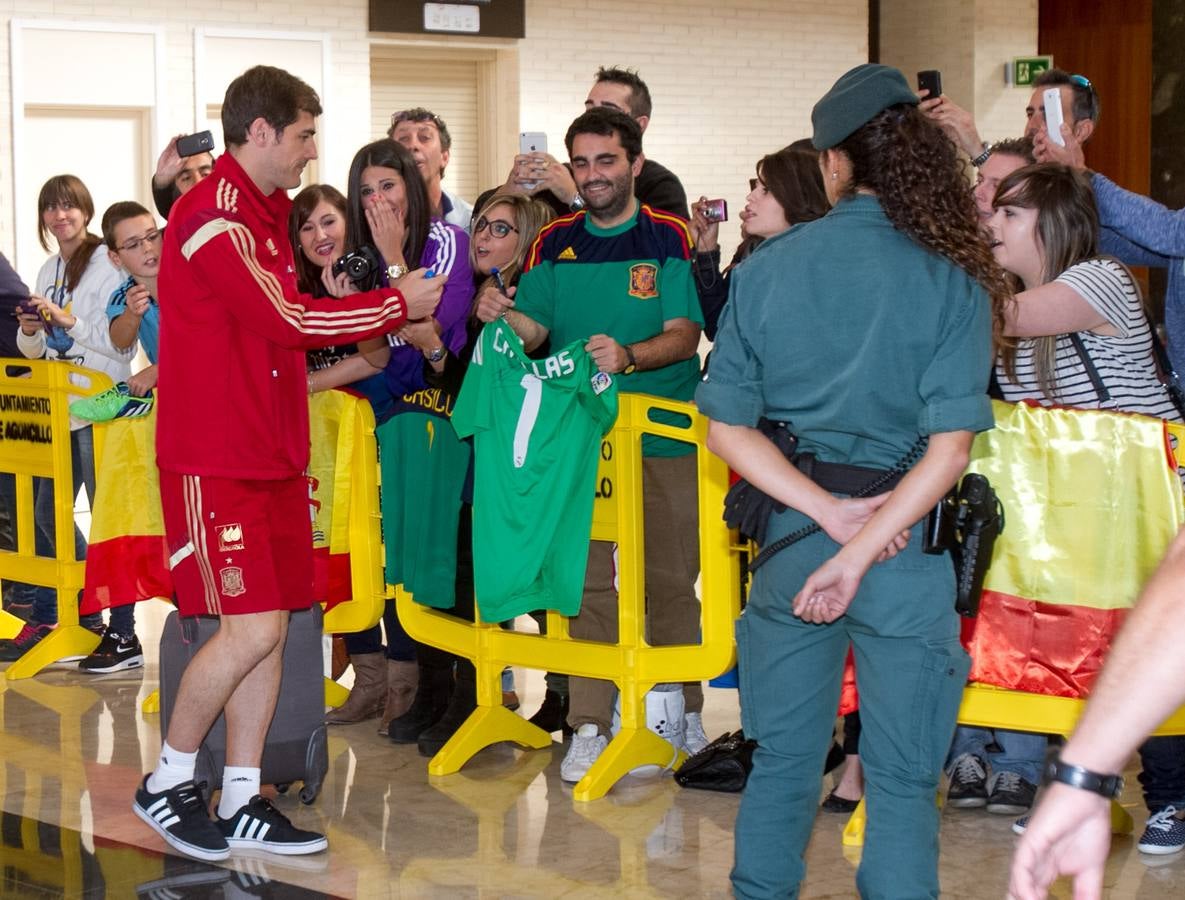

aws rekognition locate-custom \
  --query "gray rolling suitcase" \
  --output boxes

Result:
[158,605,329,805]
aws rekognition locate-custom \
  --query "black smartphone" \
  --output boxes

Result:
[917,70,943,99]
[177,130,214,158]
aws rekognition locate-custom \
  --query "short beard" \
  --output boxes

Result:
[584,180,633,223]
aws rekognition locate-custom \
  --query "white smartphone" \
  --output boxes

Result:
[1043,87,1065,146]
[519,132,547,155]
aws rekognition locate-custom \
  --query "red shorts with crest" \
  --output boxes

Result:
[159,472,314,616]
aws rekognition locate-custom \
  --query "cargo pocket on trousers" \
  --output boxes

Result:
[909,639,971,777]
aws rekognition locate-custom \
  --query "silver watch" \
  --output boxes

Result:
[426,345,446,363]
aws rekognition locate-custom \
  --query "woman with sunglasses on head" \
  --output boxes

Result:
[690,143,829,340]
[2,175,129,663]
[394,192,555,754]
[698,65,1008,897]
[988,162,1185,857]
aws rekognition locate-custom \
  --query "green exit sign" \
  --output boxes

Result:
[1012,56,1053,87]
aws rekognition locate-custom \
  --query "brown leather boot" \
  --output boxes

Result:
[377,659,419,736]
[325,652,385,724]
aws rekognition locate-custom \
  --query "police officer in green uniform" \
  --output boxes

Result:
[696,65,1010,899]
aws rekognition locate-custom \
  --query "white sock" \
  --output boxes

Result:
[217,766,261,819]
[146,741,197,793]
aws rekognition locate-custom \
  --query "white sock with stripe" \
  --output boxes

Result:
[146,741,197,794]
[218,767,261,820]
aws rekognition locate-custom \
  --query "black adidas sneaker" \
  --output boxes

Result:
[132,776,229,861]
[217,795,328,855]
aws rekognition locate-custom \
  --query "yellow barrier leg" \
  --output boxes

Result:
[0,608,24,640]
[1110,800,1134,835]
[141,689,159,714]
[325,677,349,709]
[572,726,687,803]
[842,797,868,847]
[5,625,100,680]
[428,705,553,776]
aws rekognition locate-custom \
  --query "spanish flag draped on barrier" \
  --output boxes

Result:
[962,399,1185,697]
[81,388,368,614]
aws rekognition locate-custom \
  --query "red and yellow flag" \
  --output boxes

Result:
[962,400,1184,698]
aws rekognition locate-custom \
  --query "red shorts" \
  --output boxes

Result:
[160,472,314,616]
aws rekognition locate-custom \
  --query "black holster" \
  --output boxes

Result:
[923,473,1004,617]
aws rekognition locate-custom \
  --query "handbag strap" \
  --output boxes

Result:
[1067,331,1113,408]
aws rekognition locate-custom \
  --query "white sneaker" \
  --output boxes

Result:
[683,712,710,756]
[561,724,608,783]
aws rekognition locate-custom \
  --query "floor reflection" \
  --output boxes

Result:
[0,600,1182,898]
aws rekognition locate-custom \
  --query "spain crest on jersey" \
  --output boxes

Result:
[628,263,658,299]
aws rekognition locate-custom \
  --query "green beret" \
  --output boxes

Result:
[811,64,919,150]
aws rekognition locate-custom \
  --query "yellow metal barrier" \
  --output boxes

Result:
[0,360,112,678]
[392,394,743,801]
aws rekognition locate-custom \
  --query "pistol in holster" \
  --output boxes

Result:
[923,473,1004,618]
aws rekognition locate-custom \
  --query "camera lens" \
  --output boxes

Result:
[345,255,369,279]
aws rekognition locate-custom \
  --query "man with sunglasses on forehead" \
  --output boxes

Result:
[389,107,474,232]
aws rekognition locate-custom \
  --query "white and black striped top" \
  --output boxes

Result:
[997,258,1181,422]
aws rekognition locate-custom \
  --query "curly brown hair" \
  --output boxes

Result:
[835,104,1012,352]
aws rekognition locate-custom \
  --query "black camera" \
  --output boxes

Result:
[331,245,381,291]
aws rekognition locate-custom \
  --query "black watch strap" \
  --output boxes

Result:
[1043,755,1124,799]
[623,344,637,375]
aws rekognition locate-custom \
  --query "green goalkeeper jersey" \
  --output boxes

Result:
[452,319,618,622]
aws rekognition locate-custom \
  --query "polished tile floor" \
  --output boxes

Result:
[1,600,1182,898]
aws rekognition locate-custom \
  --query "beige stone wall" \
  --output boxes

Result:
[879,0,1038,151]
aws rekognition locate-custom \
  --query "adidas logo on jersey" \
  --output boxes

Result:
[558,246,577,260]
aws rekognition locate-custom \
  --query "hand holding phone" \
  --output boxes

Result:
[176,130,214,158]
[1043,88,1066,146]
[917,70,943,100]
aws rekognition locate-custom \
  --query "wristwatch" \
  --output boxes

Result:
[425,345,446,363]
[570,194,586,212]
[1042,754,1124,799]
[622,344,638,375]
[971,141,993,168]
[387,263,409,281]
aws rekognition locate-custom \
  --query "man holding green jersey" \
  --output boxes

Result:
[476,107,706,782]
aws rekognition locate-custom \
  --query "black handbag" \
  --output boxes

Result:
[674,730,757,793]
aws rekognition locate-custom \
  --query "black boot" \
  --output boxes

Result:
[388,662,453,744]
[417,660,476,757]
[528,689,572,737]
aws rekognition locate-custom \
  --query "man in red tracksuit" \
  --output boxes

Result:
[131,65,442,861]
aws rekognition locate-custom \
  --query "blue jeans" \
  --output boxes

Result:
[946,727,1046,785]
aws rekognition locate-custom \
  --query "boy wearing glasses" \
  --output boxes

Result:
[104,201,163,399]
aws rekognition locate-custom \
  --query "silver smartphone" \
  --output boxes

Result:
[1043,87,1065,146]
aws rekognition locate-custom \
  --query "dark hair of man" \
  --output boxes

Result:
[992,163,1100,398]
[387,108,452,152]
[221,65,323,148]
[36,174,103,291]
[344,140,430,270]
[594,66,652,120]
[288,184,348,296]
[1033,68,1100,125]
[835,104,1012,352]
[100,201,153,251]
[759,147,830,228]
[564,107,644,164]
[990,136,1037,166]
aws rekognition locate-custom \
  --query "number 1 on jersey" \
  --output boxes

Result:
[514,373,543,468]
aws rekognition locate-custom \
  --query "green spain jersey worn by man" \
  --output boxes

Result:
[452,319,618,622]
[512,204,703,456]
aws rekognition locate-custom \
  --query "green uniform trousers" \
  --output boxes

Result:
[731,524,969,900]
